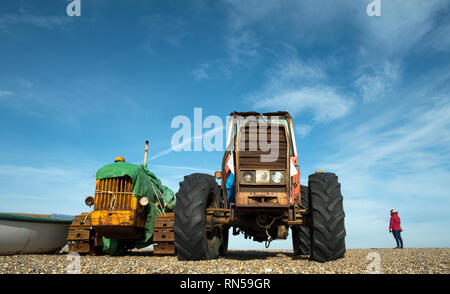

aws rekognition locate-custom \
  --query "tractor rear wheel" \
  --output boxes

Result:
[219,225,230,256]
[174,173,223,260]
[292,185,310,255]
[309,172,346,262]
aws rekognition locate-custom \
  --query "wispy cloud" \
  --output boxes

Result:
[268,53,325,84]
[256,86,353,123]
[226,30,260,65]
[424,19,450,52]
[312,96,450,247]
[325,99,450,174]
[0,165,73,179]
[0,164,95,214]
[363,0,449,56]
[0,90,13,97]
[0,13,73,31]
[295,124,312,137]
[191,61,231,82]
[151,165,214,174]
[246,46,353,123]
[192,63,210,81]
[150,126,225,160]
[140,14,190,52]
[355,61,401,103]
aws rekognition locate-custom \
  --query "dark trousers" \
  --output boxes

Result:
[392,230,403,248]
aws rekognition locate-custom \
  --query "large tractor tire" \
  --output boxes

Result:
[309,172,346,262]
[174,173,223,261]
[292,185,310,255]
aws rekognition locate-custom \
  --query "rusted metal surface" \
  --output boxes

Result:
[153,231,174,242]
[235,192,289,206]
[91,176,147,239]
[153,242,175,255]
[94,176,134,210]
[229,111,292,119]
[153,212,175,255]
[235,124,290,211]
[67,213,103,255]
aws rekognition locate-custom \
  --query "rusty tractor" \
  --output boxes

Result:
[67,141,176,256]
[173,111,346,262]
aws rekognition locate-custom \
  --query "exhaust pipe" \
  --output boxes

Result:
[144,140,149,167]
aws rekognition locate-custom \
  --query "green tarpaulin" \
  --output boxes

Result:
[95,162,176,255]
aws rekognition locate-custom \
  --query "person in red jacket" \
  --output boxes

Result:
[389,209,403,249]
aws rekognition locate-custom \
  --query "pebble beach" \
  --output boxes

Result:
[0,248,448,274]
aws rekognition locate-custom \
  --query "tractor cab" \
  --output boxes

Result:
[224,111,301,209]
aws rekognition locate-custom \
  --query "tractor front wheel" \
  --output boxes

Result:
[174,173,223,260]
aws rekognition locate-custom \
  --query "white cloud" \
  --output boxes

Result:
[309,97,450,247]
[0,165,72,178]
[139,14,190,51]
[325,100,450,173]
[151,165,214,174]
[0,14,73,31]
[191,61,232,82]
[255,86,354,123]
[226,30,260,65]
[355,61,401,103]
[222,0,449,64]
[247,47,353,123]
[364,0,448,55]
[265,49,326,91]
[295,124,311,137]
[424,20,450,52]
[150,125,225,160]
[192,63,210,81]
[0,165,95,215]
[0,90,13,97]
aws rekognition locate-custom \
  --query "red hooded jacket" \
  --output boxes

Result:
[389,212,402,231]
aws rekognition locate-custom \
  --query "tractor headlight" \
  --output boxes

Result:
[85,196,95,207]
[240,171,255,184]
[256,170,270,184]
[139,197,149,206]
[271,171,285,184]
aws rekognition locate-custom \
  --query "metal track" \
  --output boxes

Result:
[153,212,175,255]
[67,213,103,255]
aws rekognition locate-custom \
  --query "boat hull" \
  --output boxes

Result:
[0,214,72,255]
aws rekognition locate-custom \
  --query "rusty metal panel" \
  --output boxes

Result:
[153,213,175,256]
[236,125,290,197]
[94,176,134,210]
[155,219,174,230]
[68,242,91,253]
[91,210,136,226]
[70,216,91,227]
[153,231,174,242]
[153,243,175,255]
[67,228,90,241]
[235,192,289,206]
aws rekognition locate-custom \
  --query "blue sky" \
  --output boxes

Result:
[1,0,449,249]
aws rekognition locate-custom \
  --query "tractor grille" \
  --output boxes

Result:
[237,125,288,170]
[94,176,134,210]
